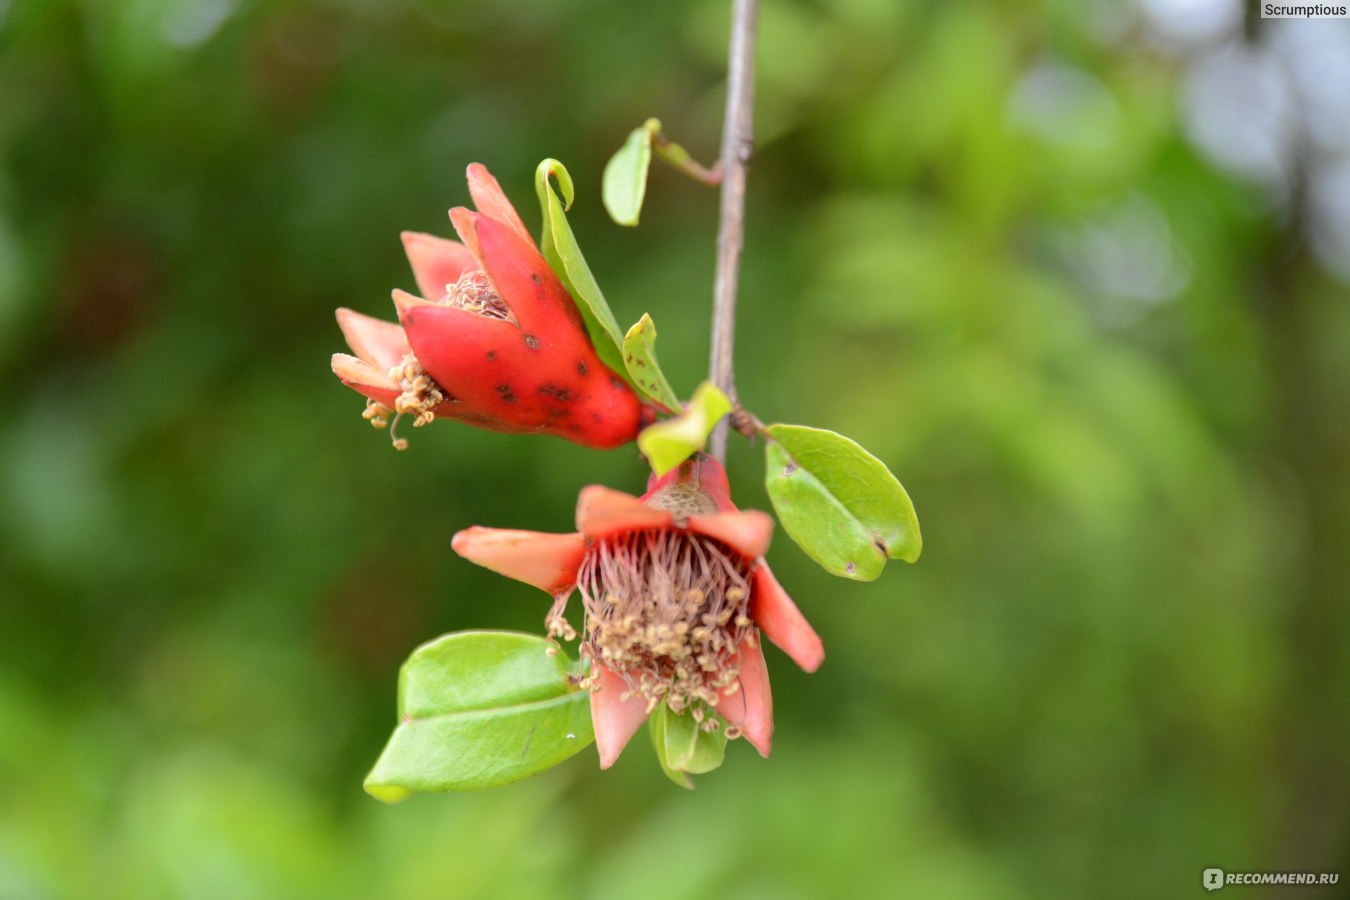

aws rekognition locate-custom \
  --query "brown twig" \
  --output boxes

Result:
[708,0,758,463]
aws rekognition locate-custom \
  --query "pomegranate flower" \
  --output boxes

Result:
[451,455,824,768]
[331,163,642,450]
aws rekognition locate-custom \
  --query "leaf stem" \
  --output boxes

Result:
[653,135,723,186]
[708,0,758,463]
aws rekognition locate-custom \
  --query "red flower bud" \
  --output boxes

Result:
[332,164,641,450]
[451,455,824,769]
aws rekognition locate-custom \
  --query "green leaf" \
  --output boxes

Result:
[764,424,921,581]
[533,159,628,379]
[648,703,691,789]
[649,702,728,789]
[364,631,593,801]
[637,381,733,476]
[622,313,681,411]
[602,118,659,226]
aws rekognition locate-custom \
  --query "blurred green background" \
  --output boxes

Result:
[3,0,1348,897]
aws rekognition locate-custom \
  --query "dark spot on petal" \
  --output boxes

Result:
[486,350,497,361]
[496,384,517,404]
[530,272,542,284]
[577,361,588,376]
[538,385,572,401]
[591,413,604,424]
[524,334,540,350]
[610,376,625,389]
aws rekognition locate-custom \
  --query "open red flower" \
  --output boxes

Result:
[451,455,824,768]
[331,163,641,450]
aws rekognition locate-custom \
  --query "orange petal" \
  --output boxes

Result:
[687,510,774,559]
[718,637,774,757]
[750,565,824,673]
[591,664,651,769]
[466,162,533,247]
[450,527,586,595]
[335,308,408,372]
[331,353,399,407]
[576,485,673,539]
[400,231,476,303]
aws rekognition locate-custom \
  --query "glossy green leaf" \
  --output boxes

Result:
[622,313,681,411]
[602,118,659,226]
[534,159,628,378]
[637,381,733,476]
[649,702,727,789]
[764,424,921,581]
[364,631,593,801]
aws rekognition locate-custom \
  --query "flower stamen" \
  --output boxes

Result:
[445,268,517,325]
[375,352,448,450]
[362,397,392,429]
[575,528,754,727]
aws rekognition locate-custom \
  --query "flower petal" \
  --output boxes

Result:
[335,308,408,372]
[470,212,589,338]
[331,353,400,407]
[591,664,652,769]
[717,637,773,758]
[750,564,825,673]
[393,289,515,399]
[401,231,477,303]
[687,510,774,560]
[576,485,673,538]
[466,163,533,247]
[450,527,586,595]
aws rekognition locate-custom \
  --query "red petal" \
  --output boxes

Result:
[466,163,533,247]
[331,353,399,407]
[335,308,408,372]
[450,527,586,594]
[394,290,515,399]
[718,637,774,757]
[687,510,774,559]
[400,232,476,303]
[750,565,824,673]
[471,213,588,338]
[591,664,651,769]
[576,485,673,539]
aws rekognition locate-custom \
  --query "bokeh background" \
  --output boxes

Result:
[3,0,1348,896]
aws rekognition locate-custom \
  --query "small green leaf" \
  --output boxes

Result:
[534,159,628,378]
[764,424,921,581]
[622,313,681,411]
[603,118,659,227]
[364,631,593,801]
[637,381,733,476]
[648,703,691,789]
[650,702,727,788]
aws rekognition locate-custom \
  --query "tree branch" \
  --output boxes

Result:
[708,0,757,463]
